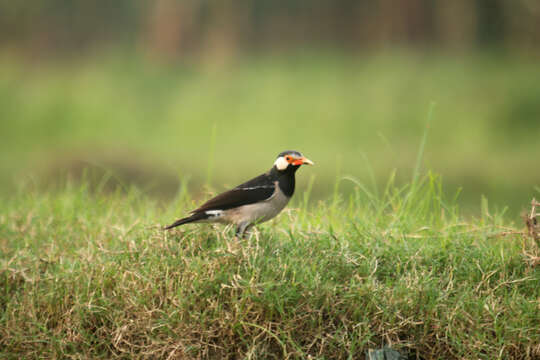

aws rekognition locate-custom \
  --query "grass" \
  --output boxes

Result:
[1,51,540,216]
[1,173,539,359]
[1,49,539,358]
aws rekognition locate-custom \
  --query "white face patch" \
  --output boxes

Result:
[274,156,289,171]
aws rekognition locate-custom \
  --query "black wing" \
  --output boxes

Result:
[193,172,275,213]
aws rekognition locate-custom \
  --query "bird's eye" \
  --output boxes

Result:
[285,156,291,162]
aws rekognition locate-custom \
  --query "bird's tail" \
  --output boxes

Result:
[164,212,208,230]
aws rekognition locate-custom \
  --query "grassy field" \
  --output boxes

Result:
[1,51,539,358]
[1,174,539,359]
[1,51,540,217]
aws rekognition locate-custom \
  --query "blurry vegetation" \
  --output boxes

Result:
[1,0,540,57]
[1,52,539,218]
[0,0,539,216]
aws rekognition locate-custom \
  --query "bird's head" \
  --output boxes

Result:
[273,150,314,172]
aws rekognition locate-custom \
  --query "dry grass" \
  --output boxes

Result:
[523,199,540,267]
[1,177,540,359]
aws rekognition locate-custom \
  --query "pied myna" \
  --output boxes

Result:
[165,150,314,237]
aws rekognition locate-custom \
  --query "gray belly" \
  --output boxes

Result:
[221,185,290,225]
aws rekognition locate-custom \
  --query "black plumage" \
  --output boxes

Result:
[195,173,276,212]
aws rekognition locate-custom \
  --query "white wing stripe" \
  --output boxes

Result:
[205,210,223,217]
[237,186,274,190]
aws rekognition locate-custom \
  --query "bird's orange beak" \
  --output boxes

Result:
[292,156,314,166]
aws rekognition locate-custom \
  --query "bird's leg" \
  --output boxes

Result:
[235,224,246,239]
[235,222,252,239]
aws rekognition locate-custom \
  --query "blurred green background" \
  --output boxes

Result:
[1,0,539,218]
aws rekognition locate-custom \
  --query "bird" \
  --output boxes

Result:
[165,150,314,237]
